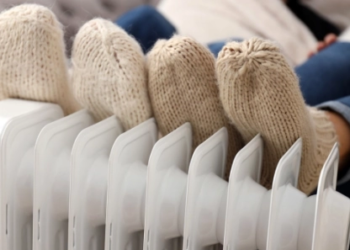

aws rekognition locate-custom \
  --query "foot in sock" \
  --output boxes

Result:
[147,36,243,177]
[216,38,337,194]
[0,4,80,114]
[71,18,152,130]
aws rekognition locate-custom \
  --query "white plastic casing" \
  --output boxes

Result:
[267,138,306,250]
[313,144,350,250]
[0,99,63,250]
[33,110,95,250]
[267,141,350,250]
[183,128,228,250]
[0,99,349,250]
[105,118,157,250]
[143,123,192,250]
[224,134,270,250]
[68,116,123,250]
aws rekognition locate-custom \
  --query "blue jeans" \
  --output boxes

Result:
[116,5,176,53]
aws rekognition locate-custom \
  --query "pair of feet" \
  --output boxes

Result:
[149,37,337,194]
[0,4,337,194]
[0,4,152,130]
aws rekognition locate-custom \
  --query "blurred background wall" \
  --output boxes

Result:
[0,0,160,51]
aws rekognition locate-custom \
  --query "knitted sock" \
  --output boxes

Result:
[147,36,243,177]
[71,18,152,130]
[216,38,337,194]
[0,4,79,114]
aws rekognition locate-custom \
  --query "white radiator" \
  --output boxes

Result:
[0,99,349,250]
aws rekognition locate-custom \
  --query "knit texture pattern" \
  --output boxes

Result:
[71,18,152,130]
[0,4,80,114]
[147,36,244,177]
[216,38,337,194]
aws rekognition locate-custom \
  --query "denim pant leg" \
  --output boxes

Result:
[295,42,350,106]
[116,5,176,53]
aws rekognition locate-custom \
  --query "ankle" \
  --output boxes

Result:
[325,110,350,167]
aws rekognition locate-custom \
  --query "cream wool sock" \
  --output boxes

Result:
[0,4,80,114]
[71,18,152,130]
[147,36,243,177]
[216,38,337,194]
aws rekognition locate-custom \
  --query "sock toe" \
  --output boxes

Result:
[0,4,79,114]
[71,18,152,130]
[217,39,282,75]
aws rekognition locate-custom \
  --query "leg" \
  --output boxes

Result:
[318,96,350,167]
[326,111,350,167]
[296,42,350,106]
[116,5,176,53]
[319,97,350,198]
[216,38,337,194]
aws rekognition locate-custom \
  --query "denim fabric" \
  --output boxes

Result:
[207,39,243,57]
[295,42,350,106]
[116,5,176,53]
